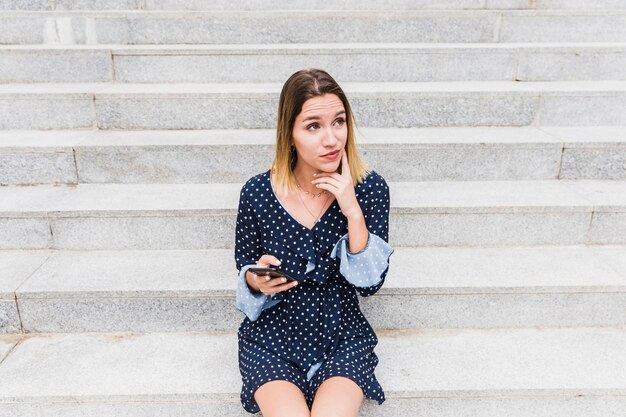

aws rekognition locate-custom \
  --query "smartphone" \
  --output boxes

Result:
[248,267,298,282]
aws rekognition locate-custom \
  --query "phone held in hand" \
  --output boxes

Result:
[248,267,298,282]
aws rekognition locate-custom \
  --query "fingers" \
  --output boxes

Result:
[248,272,269,290]
[312,175,342,190]
[271,280,299,294]
[262,276,290,287]
[250,254,297,295]
[257,254,281,268]
[257,277,298,295]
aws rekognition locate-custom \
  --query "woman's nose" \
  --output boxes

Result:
[321,127,338,146]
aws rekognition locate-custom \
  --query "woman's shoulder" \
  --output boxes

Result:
[354,171,389,216]
[239,170,271,197]
[355,170,389,195]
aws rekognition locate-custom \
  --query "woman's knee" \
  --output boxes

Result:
[254,380,310,417]
[311,376,363,417]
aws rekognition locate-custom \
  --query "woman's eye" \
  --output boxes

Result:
[306,123,319,131]
[334,118,345,126]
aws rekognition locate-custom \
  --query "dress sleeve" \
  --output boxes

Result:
[330,174,394,297]
[234,184,282,321]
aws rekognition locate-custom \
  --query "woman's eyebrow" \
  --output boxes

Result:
[302,110,346,123]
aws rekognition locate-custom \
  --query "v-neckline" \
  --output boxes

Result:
[267,171,337,232]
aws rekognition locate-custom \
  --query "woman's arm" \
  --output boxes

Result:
[330,174,393,297]
[345,207,368,254]
[311,155,394,296]
[234,184,290,321]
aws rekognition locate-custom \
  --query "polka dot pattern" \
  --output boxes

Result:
[234,170,392,413]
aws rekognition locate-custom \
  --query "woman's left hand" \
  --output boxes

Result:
[311,151,363,221]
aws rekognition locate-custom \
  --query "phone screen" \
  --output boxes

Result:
[248,267,297,282]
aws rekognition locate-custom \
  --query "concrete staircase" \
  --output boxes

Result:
[1,1,626,416]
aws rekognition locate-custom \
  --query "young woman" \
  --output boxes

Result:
[234,69,393,416]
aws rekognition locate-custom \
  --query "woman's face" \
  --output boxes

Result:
[291,93,347,175]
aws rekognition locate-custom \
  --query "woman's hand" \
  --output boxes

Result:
[245,254,298,295]
[311,151,363,221]
[312,150,369,253]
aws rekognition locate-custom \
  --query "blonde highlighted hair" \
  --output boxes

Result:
[271,69,369,192]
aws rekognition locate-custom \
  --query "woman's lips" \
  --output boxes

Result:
[321,150,340,160]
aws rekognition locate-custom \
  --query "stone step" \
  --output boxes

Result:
[2,127,625,185]
[1,81,625,129]
[2,246,626,333]
[2,10,626,45]
[1,179,626,250]
[0,328,625,416]
[4,0,626,11]
[3,43,626,83]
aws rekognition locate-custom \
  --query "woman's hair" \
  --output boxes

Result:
[271,68,369,192]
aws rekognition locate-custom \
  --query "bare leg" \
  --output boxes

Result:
[310,376,364,417]
[254,380,310,417]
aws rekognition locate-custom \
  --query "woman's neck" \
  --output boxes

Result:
[293,165,318,195]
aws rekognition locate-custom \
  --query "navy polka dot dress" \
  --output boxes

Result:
[234,169,394,413]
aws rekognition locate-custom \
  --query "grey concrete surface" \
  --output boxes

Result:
[0,48,113,82]
[0,0,625,412]
[517,46,626,81]
[3,127,625,184]
[0,150,77,185]
[492,0,626,8]
[4,43,625,83]
[49,215,236,249]
[2,11,626,44]
[11,245,626,331]
[0,301,20,333]
[1,81,623,129]
[538,93,626,126]
[0,251,51,332]
[0,251,50,299]
[0,218,52,250]
[0,334,18,361]
[73,127,564,183]
[542,126,626,179]
[0,180,625,248]
[500,12,626,43]
[0,129,92,185]
[113,45,517,83]
[5,0,626,10]
[0,329,624,416]
[589,212,626,245]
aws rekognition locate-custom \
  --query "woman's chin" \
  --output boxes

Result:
[317,164,340,173]
[317,159,341,172]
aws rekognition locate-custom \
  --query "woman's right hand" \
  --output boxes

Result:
[245,255,298,295]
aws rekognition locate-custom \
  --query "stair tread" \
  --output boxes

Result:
[2,81,626,95]
[4,0,626,11]
[2,127,626,149]
[1,327,625,400]
[3,9,626,15]
[1,179,625,215]
[3,42,626,51]
[3,245,626,299]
